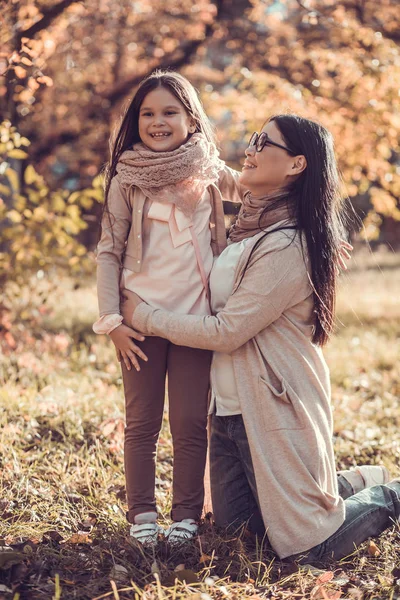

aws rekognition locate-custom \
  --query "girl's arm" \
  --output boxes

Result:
[122,238,312,353]
[218,165,247,203]
[96,177,132,317]
[95,178,148,371]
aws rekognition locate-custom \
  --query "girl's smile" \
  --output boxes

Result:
[150,131,172,138]
[139,87,194,152]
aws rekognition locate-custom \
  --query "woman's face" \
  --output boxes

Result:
[239,120,306,196]
[138,87,194,152]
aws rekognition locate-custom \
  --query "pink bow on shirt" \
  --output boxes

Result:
[147,201,192,248]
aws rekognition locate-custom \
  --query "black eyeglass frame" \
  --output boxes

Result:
[248,131,296,155]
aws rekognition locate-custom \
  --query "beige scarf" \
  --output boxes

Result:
[229,191,295,243]
[116,133,224,217]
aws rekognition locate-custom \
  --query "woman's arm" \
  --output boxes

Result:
[124,238,312,353]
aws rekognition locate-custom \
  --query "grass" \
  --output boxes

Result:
[0,248,399,599]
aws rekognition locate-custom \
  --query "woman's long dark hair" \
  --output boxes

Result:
[254,114,346,346]
[102,69,216,231]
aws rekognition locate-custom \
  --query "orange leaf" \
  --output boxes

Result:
[4,332,16,349]
[14,66,27,78]
[316,572,334,585]
[199,553,213,564]
[368,540,381,556]
[61,532,92,545]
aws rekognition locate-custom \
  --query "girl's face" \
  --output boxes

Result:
[138,87,194,152]
[239,120,306,196]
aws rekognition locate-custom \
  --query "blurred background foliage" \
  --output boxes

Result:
[1,0,400,286]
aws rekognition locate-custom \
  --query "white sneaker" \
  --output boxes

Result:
[354,465,390,488]
[129,522,162,547]
[165,519,198,545]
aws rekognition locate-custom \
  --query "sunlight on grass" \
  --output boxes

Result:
[0,249,399,598]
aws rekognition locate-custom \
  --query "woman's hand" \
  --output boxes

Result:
[109,324,147,372]
[338,240,353,271]
[120,289,144,328]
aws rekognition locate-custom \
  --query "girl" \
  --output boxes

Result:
[122,114,398,562]
[93,70,244,545]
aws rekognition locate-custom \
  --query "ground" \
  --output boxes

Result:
[0,248,399,599]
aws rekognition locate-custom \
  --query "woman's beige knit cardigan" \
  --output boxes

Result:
[132,225,345,559]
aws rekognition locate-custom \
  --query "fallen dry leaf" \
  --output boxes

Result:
[199,553,213,564]
[61,532,92,545]
[110,564,129,583]
[316,571,334,585]
[367,540,381,556]
[165,568,199,586]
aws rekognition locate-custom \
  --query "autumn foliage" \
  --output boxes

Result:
[1,0,400,283]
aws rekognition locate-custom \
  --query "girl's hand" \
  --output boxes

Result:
[109,324,147,372]
[338,240,353,271]
[120,289,144,327]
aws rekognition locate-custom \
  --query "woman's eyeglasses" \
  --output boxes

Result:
[248,132,295,155]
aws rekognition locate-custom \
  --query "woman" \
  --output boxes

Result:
[121,114,400,561]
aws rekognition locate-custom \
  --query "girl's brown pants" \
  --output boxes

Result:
[121,336,212,523]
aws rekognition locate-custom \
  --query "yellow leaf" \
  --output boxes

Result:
[24,164,39,185]
[6,167,19,191]
[32,206,47,222]
[52,196,66,212]
[0,183,11,196]
[92,174,104,188]
[86,188,103,202]
[14,195,26,211]
[79,194,94,209]
[7,149,28,159]
[68,191,81,204]
[6,210,22,223]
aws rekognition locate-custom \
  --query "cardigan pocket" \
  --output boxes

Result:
[258,376,305,431]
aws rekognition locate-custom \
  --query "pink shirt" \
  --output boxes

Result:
[93,191,213,334]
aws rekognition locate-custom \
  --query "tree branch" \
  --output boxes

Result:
[29,0,225,159]
[103,39,209,103]
[102,1,223,103]
[15,0,79,46]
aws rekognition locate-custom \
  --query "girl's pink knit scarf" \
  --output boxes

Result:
[116,133,224,217]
